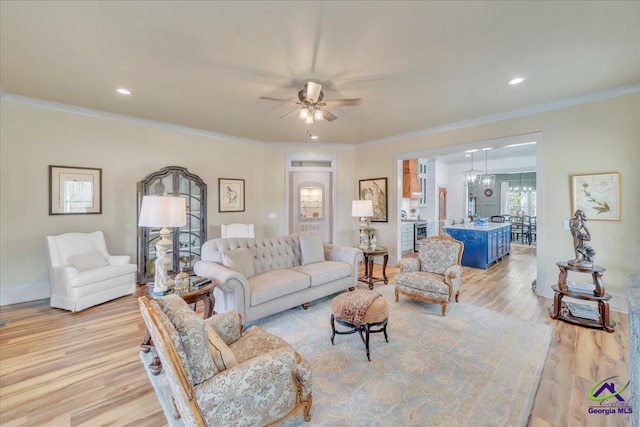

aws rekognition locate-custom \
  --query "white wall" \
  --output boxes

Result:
[0,100,357,304]
[356,93,639,311]
[2,93,638,311]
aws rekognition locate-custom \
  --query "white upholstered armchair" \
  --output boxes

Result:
[45,231,137,312]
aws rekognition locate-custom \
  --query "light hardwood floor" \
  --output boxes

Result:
[0,245,630,426]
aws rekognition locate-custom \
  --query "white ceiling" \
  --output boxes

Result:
[1,1,639,145]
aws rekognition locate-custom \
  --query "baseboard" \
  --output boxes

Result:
[0,278,50,306]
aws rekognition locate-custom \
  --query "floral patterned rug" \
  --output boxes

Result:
[249,284,552,427]
[141,283,552,426]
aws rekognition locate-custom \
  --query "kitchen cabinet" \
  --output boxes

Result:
[443,223,510,269]
[401,222,414,254]
[418,159,428,206]
[402,160,422,199]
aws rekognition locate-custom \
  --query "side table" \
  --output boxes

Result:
[357,246,389,290]
[135,276,216,374]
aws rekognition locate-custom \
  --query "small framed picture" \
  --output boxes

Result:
[219,178,245,212]
[571,172,620,221]
[49,165,102,215]
[359,177,388,222]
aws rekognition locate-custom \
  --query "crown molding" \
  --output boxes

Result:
[0,93,265,146]
[361,83,640,147]
[2,83,638,148]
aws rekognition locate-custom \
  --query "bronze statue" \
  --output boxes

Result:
[568,209,596,267]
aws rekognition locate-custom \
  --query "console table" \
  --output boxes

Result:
[549,262,615,332]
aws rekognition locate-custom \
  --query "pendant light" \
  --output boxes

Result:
[480,148,496,187]
[462,151,483,186]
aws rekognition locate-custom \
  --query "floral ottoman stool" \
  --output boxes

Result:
[330,288,389,361]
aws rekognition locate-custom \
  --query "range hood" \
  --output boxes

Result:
[402,160,422,199]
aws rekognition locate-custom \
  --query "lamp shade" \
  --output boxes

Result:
[351,199,374,217]
[138,195,187,228]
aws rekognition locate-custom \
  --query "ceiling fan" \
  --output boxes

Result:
[259,81,363,124]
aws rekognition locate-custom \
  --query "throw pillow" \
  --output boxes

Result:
[221,247,256,278]
[67,251,108,272]
[206,325,239,372]
[299,232,325,266]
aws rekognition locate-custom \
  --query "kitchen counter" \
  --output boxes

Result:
[443,222,511,269]
[444,222,508,231]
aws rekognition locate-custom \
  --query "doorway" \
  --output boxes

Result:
[285,153,337,243]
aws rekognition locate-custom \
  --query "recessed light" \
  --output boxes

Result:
[508,77,525,85]
[116,88,132,95]
[310,135,318,140]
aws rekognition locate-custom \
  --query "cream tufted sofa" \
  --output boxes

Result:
[194,233,363,322]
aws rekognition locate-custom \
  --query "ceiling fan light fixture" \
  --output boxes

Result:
[313,109,323,121]
[299,108,309,120]
[304,115,314,125]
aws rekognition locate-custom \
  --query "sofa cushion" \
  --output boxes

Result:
[69,263,138,287]
[67,251,108,272]
[158,295,218,384]
[248,270,310,306]
[299,232,325,266]
[221,247,256,278]
[206,325,239,372]
[291,261,351,287]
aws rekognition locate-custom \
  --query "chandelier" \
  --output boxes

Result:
[299,106,324,124]
[462,151,483,186]
[479,148,496,187]
[510,174,533,197]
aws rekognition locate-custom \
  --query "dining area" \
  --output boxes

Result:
[491,214,537,245]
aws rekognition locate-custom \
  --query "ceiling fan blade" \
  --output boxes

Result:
[306,81,323,103]
[322,108,338,122]
[259,96,296,103]
[322,98,363,106]
[279,108,300,119]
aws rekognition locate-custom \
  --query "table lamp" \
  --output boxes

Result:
[352,199,374,249]
[138,195,187,294]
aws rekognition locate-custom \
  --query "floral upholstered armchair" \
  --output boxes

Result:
[138,295,312,426]
[394,235,464,316]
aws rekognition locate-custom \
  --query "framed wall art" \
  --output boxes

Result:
[49,165,102,215]
[359,177,388,222]
[219,178,245,212]
[571,172,620,221]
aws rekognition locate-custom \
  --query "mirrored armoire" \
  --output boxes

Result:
[137,166,207,283]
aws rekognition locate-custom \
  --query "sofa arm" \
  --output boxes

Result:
[204,311,243,346]
[194,261,249,294]
[107,255,131,266]
[397,258,420,273]
[444,265,463,297]
[324,243,363,265]
[194,347,298,408]
[324,243,363,286]
[194,260,251,318]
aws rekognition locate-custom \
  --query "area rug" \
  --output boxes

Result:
[141,284,552,427]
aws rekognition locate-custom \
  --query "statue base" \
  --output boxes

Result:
[568,259,593,268]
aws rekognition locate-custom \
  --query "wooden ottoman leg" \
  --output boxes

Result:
[441,303,447,316]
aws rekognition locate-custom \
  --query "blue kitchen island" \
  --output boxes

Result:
[443,222,511,269]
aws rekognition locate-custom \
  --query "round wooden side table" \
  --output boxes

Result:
[357,246,389,290]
